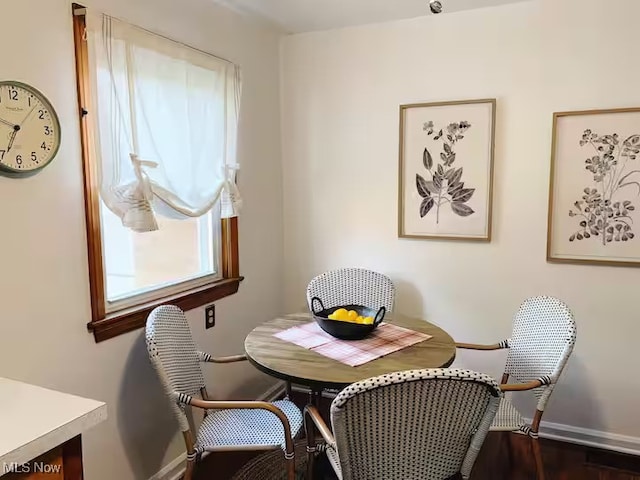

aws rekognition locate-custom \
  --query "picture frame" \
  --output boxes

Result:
[547,107,640,267]
[398,99,496,241]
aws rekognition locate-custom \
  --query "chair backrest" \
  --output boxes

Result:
[330,369,502,480]
[306,268,395,312]
[504,296,577,410]
[145,305,206,432]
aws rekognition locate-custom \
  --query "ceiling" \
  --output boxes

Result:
[214,0,531,33]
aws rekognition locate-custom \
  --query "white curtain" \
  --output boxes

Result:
[85,12,242,232]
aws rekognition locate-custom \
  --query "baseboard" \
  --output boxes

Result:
[537,420,640,457]
[148,454,186,480]
[147,382,287,480]
[259,381,286,401]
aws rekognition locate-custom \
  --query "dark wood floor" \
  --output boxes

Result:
[199,432,640,480]
[196,391,640,480]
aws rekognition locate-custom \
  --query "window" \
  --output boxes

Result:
[73,6,242,342]
[102,206,220,306]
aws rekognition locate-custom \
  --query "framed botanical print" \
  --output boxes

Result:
[547,107,640,267]
[398,99,496,241]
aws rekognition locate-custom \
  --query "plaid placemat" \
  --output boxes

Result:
[274,321,433,367]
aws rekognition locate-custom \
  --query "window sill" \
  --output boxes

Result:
[87,276,244,342]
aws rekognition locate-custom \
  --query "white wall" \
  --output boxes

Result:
[0,1,283,479]
[281,0,640,443]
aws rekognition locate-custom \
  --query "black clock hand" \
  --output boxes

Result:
[6,126,19,152]
[0,117,15,128]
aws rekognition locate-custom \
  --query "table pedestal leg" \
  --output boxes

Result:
[285,381,293,399]
[305,389,322,480]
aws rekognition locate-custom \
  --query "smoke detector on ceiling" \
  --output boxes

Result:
[429,0,443,14]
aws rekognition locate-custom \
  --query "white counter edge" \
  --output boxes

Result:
[0,401,107,471]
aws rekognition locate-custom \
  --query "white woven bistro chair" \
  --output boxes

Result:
[456,296,577,480]
[306,268,396,313]
[145,305,303,480]
[302,268,397,398]
[305,368,503,480]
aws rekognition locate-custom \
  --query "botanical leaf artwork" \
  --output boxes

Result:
[416,121,475,223]
[568,130,640,244]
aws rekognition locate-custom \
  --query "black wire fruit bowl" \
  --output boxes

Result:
[310,297,386,340]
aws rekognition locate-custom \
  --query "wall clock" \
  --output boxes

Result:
[0,81,61,177]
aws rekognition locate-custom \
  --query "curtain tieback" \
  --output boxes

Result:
[112,153,159,233]
[221,164,242,219]
[130,153,158,196]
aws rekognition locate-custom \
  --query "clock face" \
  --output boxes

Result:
[0,81,61,177]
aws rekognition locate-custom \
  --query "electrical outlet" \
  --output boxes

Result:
[205,305,215,329]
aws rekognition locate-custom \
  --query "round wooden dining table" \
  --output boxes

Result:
[244,312,457,391]
[245,312,456,478]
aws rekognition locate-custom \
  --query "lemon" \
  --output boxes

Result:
[334,308,348,319]
[347,310,359,322]
[328,313,337,320]
[362,316,374,325]
[356,316,364,324]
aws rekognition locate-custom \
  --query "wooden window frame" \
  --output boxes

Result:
[72,5,243,343]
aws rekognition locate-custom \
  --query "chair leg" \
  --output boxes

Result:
[304,389,323,480]
[531,436,545,480]
[530,409,545,480]
[286,455,296,480]
[183,458,195,480]
[182,432,197,480]
[305,415,316,480]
